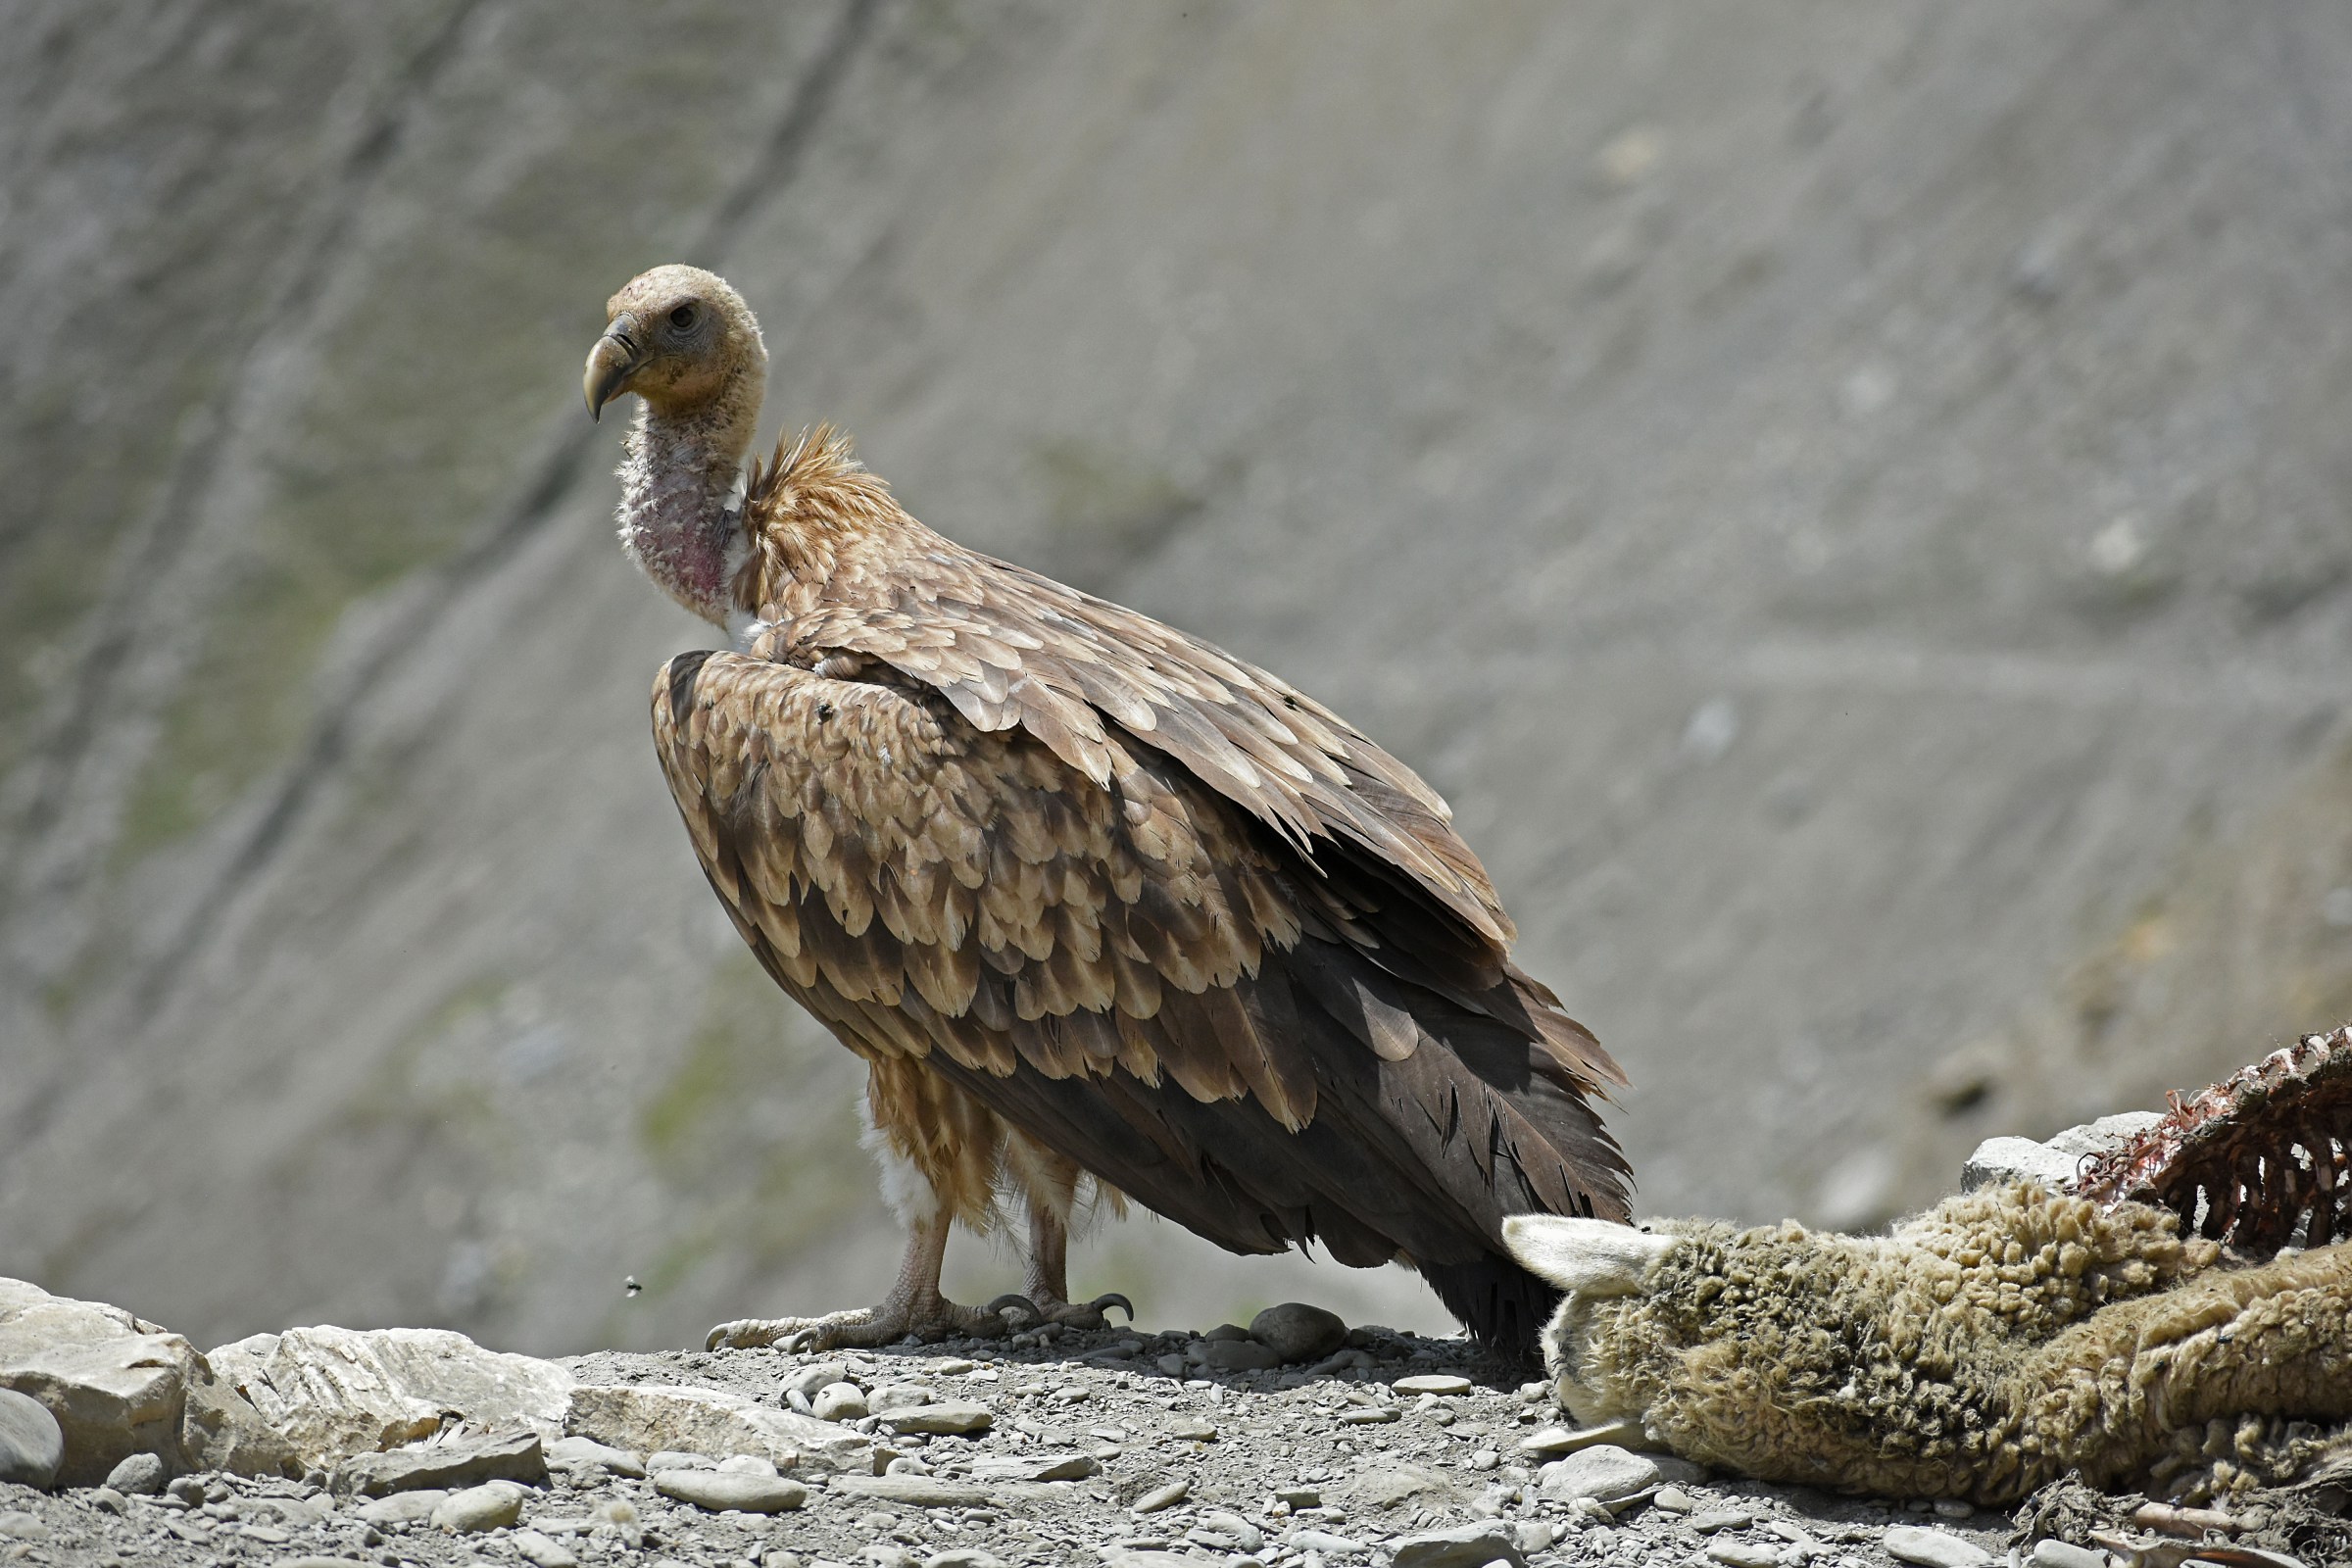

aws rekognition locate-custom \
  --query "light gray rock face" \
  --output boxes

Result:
[565,1383,868,1472]
[1247,1303,1347,1363]
[209,1326,574,1471]
[0,1276,286,1484]
[0,1388,63,1489]
[1961,1113,2167,1194]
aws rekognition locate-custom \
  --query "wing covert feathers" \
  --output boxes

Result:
[662,427,1630,1350]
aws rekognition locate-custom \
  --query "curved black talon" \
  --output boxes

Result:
[1089,1292,1136,1324]
[983,1293,1044,1330]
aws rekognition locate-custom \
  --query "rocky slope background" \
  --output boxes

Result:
[6,1,2352,1356]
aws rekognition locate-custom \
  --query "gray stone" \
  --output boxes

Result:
[645,1448,715,1471]
[866,1383,935,1414]
[0,1512,48,1542]
[1391,1374,1472,1396]
[1691,1509,1755,1533]
[1706,1544,1784,1568]
[356,1489,447,1526]
[963,1451,1096,1482]
[566,1383,869,1472]
[0,1388,64,1489]
[1960,1112,2164,1194]
[429,1480,526,1533]
[0,1277,286,1484]
[102,1448,167,1494]
[811,1383,867,1422]
[876,1400,992,1436]
[1187,1508,1262,1552]
[1517,1419,1646,1456]
[206,1325,572,1471]
[275,1558,372,1568]
[2029,1542,2109,1568]
[1130,1479,1189,1513]
[1652,1485,1697,1513]
[1337,1404,1398,1425]
[921,1550,1004,1568]
[1536,1444,1658,1503]
[654,1465,809,1513]
[1285,1527,1365,1553]
[1340,1462,1461,1515]
[512,1529,581,1568]
[783,1363,852,1403]
[1248,1303,1347,1364]
[1167,1416,1216,1441]
[1188,1338,1283,1373]
[1389,1519,1525,1568]
[1884,1525,1995,1568]
[828,1474,993,1508]
[329,1429,545,1496]
[547,1434,645,1477]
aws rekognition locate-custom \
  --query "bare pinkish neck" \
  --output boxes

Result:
[616,393,759,628]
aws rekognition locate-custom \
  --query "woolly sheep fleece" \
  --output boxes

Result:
[1504,1183,2352,1504]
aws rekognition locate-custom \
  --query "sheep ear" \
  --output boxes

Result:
[1502,1215,1677,1297]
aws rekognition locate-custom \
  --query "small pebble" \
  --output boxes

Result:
[1884,1524,1995,1568]
[429,1482,524,1533]
[813,1382,869,1422]
[1132,1479,1190,1514]
[1691,1509,1756,1533]
[1390,1374,1472,1396]
[2029,1543,2109,1568]
[1706,1544,1783,1568]
[102,1451,168,1495]
[513,1528,582,1568]
[1652,1485,1697,1514]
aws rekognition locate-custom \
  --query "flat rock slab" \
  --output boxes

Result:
[1885,1524,1996,1568]
[567,1384,867,1472]
[1706,1543,1784,1568]
[546,1434,645,1477]
[876,1400,993,1436]
[331,1430,545,1496]
[1390,1520,1526,1568]
[0,1388,64,1489]
[654,1467,808,1513]
[962,1452,1096,1482]
[208,1325,573,1472]
[1391,1373,1473,1396]
[829,1474,994,1508]
[1518,1418,1647,1456]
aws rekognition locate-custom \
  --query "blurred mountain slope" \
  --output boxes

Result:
[3,0,2349,1352]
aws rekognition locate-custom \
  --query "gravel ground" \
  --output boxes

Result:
[0,1321,2023,1568]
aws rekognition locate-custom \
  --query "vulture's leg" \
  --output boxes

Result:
[707,1061,1026,1351]
[1005,1132,1134,1331]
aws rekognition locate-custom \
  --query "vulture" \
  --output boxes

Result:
[584,264,1629,1358]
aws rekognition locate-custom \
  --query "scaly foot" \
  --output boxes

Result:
[707,1291,1032,1352]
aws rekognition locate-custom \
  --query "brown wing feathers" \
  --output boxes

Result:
[657,634,1627,1350]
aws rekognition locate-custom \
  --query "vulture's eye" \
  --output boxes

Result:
[669,304,698,329]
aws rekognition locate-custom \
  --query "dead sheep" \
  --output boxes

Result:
[1504,1181,2352,1504]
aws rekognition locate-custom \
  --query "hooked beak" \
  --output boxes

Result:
[583,317,642,421]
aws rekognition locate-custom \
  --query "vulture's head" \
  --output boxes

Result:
[585,264,768,422]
